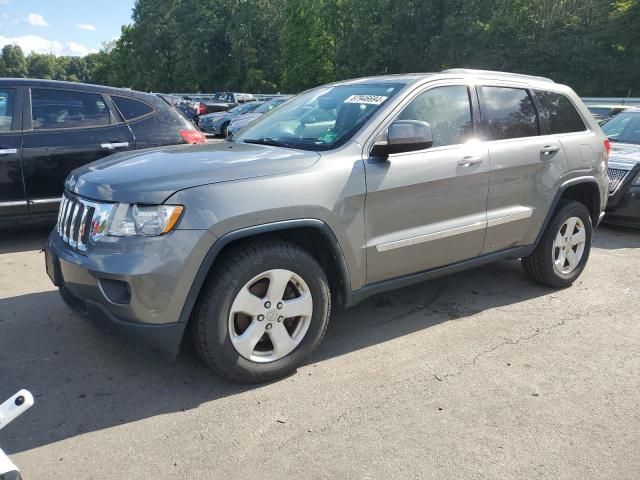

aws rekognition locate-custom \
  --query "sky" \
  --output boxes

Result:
[0,0,135,56]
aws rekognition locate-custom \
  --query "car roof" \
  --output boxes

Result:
[329,69,559,89]
[0,78,158,100]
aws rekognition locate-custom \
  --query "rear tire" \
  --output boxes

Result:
[192,240,331,383]
[522,200,592,288]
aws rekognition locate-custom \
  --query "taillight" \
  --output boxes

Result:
[198,102,206,115]
[604,139,611,162]
[180,130,206,144]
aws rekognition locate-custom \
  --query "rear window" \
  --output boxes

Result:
[479,86,539,140]
[112,95,155,121]
[31,89,111,130]
[536,91,586,134]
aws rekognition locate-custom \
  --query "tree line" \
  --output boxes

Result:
[1,0,638,96]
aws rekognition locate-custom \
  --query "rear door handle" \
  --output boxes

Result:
[0,148,18,155]
[541,145,560,155]
[458,155,484,167]
[100,142,129,150]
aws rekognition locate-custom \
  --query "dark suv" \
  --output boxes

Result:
[0,79,205,223]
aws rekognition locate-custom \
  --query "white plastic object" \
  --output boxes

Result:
[0,390,34,431]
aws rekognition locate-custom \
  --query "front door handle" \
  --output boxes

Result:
[0,148,18,155]
[458,155,484,167]
[541,145,560,155]
[100,142,129,150]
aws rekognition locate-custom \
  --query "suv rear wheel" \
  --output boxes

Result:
[192,240,331,383]
[522,200,593,288]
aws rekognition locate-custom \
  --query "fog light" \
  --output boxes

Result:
[98,279,131,305]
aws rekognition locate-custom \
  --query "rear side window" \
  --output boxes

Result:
[397,85,473,147]
[536,91,586,134]
[479,86,539,140]
[31,89,110,130]
[0,88,15,132]
[112,95,155,121]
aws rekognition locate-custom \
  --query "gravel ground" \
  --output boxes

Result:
[0,223,639,479]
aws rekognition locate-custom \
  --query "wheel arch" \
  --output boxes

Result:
[536,177,602,244]
[177,219,352,327]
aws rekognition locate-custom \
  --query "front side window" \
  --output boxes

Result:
[397,85,473,147]
[235,82,405,151]
[479,86,539,140]
[536,91,586,134]
[31,89,110,130]
[112,95,154,121]
[602,112,640,145]
[0,89,15,132]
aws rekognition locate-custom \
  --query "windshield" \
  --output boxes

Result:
[255,98,287,114]
[602,111,640,144]
[212,93,234,103]
[235,83,405,151]
[229,103,259,114]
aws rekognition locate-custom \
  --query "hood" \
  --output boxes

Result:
[231,112,263,127]
[68,142,320,204]
[199,112,226,121]
[609,142,640,169]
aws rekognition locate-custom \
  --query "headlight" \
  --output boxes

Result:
[107,204,184,237]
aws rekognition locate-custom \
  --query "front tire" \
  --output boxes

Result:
[522,200,593,288]
[192,240,331,383]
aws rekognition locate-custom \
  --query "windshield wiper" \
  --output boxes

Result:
[242,138,290,148]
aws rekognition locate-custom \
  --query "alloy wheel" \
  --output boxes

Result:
[228,269,313,363]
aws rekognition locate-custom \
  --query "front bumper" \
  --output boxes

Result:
[605,185,640,227]
[605,166,640,227]
[45,228,216,355]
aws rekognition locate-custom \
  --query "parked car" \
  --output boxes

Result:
[601,106,640,226]
[45,70,608,383]
[198,101,263,136]
[197,92,258,114]
[587,105,627,124]
[227,97,290,137]
[0,79,206,223]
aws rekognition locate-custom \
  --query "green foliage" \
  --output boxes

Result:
[1,45,28,77]
[1,0,638,95]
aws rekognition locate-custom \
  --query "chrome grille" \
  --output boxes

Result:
[608,168,631,195]
[56,194,96,253]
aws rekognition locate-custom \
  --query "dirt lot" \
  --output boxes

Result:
[1,223,639,479]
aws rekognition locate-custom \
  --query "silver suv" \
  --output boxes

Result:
[45,70,609,383]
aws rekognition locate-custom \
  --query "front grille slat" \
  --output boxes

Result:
[608,167,631,195]
[56,194,112,255]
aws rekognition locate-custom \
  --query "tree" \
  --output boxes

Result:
[26,53,60,79]
[281,0,336,91]
[1,45,28,78]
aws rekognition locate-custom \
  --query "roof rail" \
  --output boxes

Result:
[441,68,554,83]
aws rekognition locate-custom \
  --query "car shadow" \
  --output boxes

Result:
[0,253,553,454]
[593,224,640,250]
[0,224,52,254]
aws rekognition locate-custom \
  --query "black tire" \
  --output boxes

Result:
[522,199,593,288]
[220,122,230,138]
[192,240,331,383]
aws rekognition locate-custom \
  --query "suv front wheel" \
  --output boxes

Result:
[522,200,593,288]
[192,240,331,383]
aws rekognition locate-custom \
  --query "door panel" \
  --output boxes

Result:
[364,143,490,284]
[477,85,569,253]
[22,87,134,215]
[0,87,26,219]
[482,135,567,253]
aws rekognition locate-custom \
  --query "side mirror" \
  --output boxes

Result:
[372,120,433,157]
